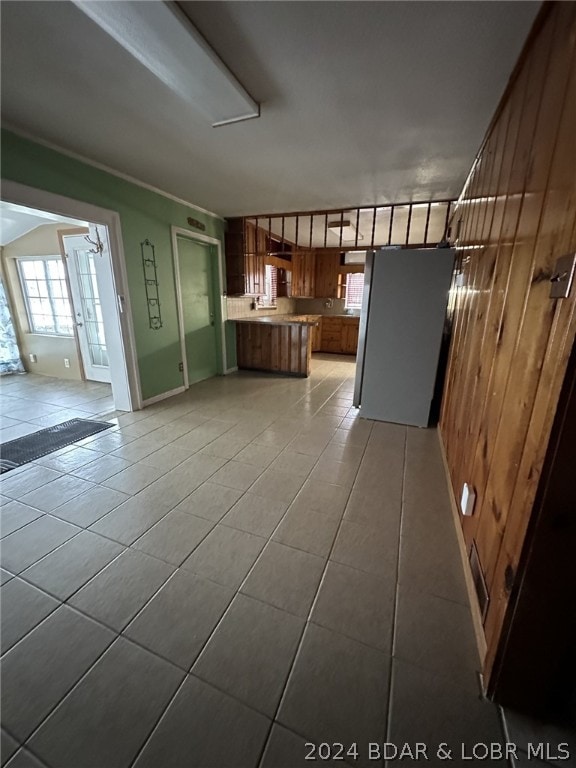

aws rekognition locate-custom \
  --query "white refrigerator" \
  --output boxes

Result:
[353,247,455,427]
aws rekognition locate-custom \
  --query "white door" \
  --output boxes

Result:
[63,233,111,383]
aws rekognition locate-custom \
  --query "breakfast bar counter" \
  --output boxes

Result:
[231,314,321,377]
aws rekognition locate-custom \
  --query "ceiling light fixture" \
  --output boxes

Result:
[72,1,260,127]
[327,220,363,241]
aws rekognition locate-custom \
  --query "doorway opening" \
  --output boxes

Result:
[0,184,139,419]
[172,227,227,390]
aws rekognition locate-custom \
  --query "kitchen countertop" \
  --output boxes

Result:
[231,314,321,325]
[320,314,361,319]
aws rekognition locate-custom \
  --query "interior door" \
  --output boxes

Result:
[63,233,111,383]
[177,236,218,385]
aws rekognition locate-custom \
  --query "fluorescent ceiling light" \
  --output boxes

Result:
[72,1,260,127]
[328,220,363,241]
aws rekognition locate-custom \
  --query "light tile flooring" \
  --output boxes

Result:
[0,374,114,443]
[0,360,559,768]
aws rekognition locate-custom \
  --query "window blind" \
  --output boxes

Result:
[265,264,277,306]
[345,272,364,309]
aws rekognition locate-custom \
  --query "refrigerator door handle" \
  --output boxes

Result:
[353,249,375,408]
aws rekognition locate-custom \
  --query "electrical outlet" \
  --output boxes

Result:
[460,483,476,516]
[29,353,37,363]
[178,362,184,372]
[64,358,71,368]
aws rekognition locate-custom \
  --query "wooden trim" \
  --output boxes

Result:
[437,430,488,667]
[243,199,457,220]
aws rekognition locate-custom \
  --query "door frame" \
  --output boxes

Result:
[2,180,142,410]
[171,226,227,389]
[57,226,90,381]
[60,230,113,384]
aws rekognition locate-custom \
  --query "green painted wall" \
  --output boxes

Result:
[1,129,229,400]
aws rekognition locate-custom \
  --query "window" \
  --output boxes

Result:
[344,251,366,265]
[344,272,364,309]
[262,264,277,307]
[18,258,74,336]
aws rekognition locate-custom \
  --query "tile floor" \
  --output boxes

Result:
[0,375,114,443]
[0,360,566,768]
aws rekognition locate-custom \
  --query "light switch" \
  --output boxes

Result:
[549,253,576,299]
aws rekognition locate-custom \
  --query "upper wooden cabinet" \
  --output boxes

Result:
[314,252,341,298]
[225,220,361,300]
[290,250,316,298]
[277,267,292,298]
[225,218,266,296]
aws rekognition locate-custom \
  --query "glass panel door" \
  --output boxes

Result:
[62,233,111,383]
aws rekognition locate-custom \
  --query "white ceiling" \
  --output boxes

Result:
[1,2,540,217]
[0,201,87,246]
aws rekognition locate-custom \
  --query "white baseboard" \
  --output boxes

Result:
[225,367,238,374]
[142,386,186,407]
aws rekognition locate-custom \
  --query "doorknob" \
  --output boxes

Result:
[75,322,84,328]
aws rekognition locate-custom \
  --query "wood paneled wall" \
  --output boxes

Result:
[440,2,576,682]
[236,322,311,377]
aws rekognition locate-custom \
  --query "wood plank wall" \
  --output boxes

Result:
[236,322,311,377]
[440,2,576,682]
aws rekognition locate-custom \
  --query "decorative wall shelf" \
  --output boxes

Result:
[141,239,162,330]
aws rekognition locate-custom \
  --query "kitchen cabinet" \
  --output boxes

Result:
[320,316,343,353]
[314,252,341,298]
[225,218,266,296]
[341,317,360,354]
[277,267,292,298]
[290,250,315,298]
[319,316,360,354]
[311,319,322,351]
[235,316,317,377]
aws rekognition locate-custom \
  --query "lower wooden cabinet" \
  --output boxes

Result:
[342,318,360,354]
[311,321,322,352]
[320,316,343,353]
[317,316,359,354]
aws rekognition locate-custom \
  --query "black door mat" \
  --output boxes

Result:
[0,418,114,474]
